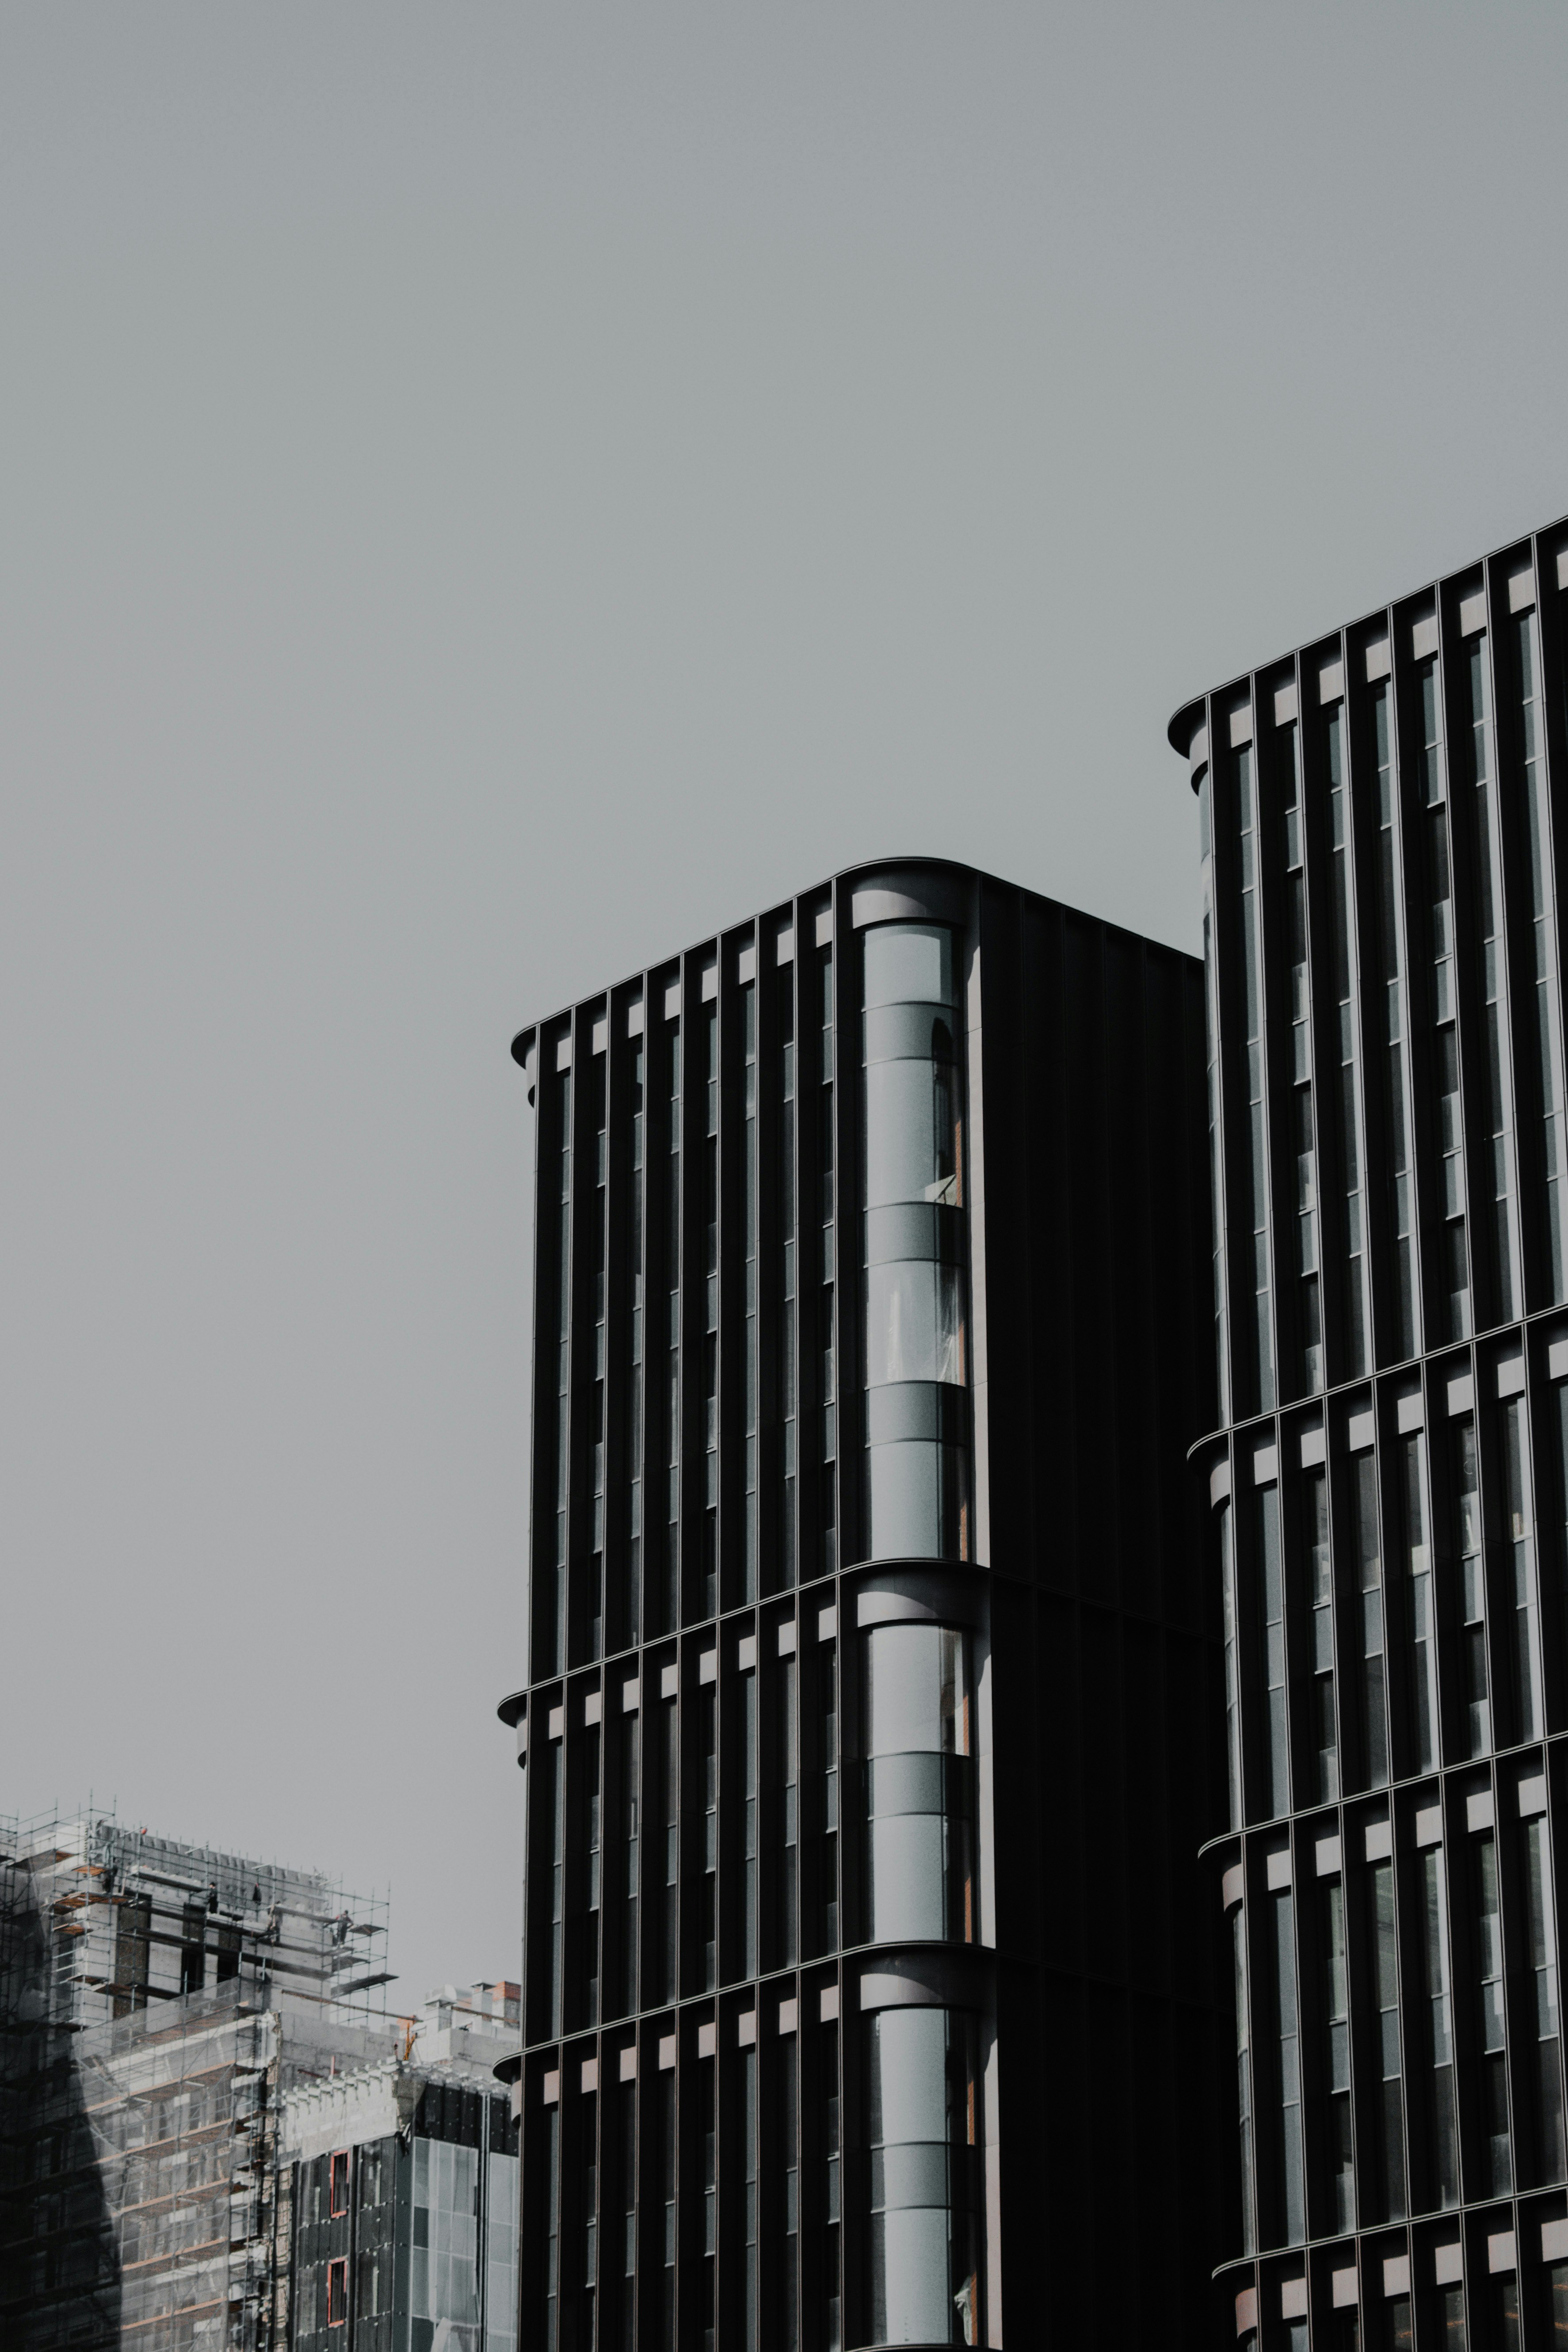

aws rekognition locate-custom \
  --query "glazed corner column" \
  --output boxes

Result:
[861,920,971,1562]
[866,2005,982,2347]
[856,908,985,2347]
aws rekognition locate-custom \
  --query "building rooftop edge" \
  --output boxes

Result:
[508,851,1198,1066]
[1165,502,1568,791]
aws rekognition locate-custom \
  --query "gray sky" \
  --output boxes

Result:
[4,3,1567,2008]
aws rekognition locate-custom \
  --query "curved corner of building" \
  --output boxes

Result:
[1168,696,1208,789]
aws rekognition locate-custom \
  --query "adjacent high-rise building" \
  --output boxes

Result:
[499,861,1223,2348]
[282,1978,523,2352]
[1169,513,1568,2345]
[0,1807,523,2352]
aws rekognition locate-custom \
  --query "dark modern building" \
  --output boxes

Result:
[1169,514,1568,2346]
[498,861,1224,2349]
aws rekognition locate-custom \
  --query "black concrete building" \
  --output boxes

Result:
[498,860,1223,2349]
[1169,514,1568,2347]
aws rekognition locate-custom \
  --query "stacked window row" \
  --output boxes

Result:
[529,911,974,1683]
[1225,2204,1568,2352]
[1222,1749,1568,2273]
[533,920,839,1682]
[523,1972,990,2352]
[1200,540,1568,1424]
[1216,1327,1568,1840]
[520,1601,981,2052]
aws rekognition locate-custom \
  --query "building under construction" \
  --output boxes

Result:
[0,1807,521,2352]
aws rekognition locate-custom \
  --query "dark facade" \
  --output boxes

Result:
[499,859,1222,2349]
[1169,515,1568,2345]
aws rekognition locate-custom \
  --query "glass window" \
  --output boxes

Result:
[1368,1856,1405,2221]
[778,1646,799,1968]
[1500,1398,1541,1743]
[779,983,797,1586]
[1510,605,1566,1300]
[1349,1450,1388,1792]
[412,2138,481,2340]
[1232,1902,1255,2254]
[1452,1420,1489,1758]
[578,1721,603,2029]
[821,2020,842,2351]
[1304,1470,1336,1803]
[1201,767,1230,1415]
[550,1067,573,1674]
[862,1054,963,1215]
[742,982,758,1593]
[862,1623,975,1947]
[860,921,971,1564]
[1221,1503,1242,1828]
[622,1037,646,1650]
[863,923,957,1012]
[660,1020,681,1637]
[1415,667,1471,1343]
[780,2030,800,2352]
[1547,2257,1568,2342]
[698,1685,717,1990]
[1417,1842,1458,2209]
[546,1732,565,2038]
[1370,677,1418,1359]
[1325,706,1368,1378]
[1459,633,1518,1325]
[1257,1484,1288,1818]
[615,1702,639,2020]
[740,1662,758,1978]
[1522,1808,1564,2181]
[865,1260,965,1388]
[544,2102,560,2348]
[1322,1876,1353,2231]
[1471,1827,1511,2195]
[1398,1431,1438,1774]
[485,2149,519,2352]
[1234,741,1275,1412]
[740,2045,758,2345]
[865,2006,981,2347]
[657,2066,675,2345]
[1264,1885,1304,2246]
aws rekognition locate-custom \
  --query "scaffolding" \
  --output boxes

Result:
[0,1804,398,2352]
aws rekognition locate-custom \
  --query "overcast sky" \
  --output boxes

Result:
[4,4,1567,2007]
